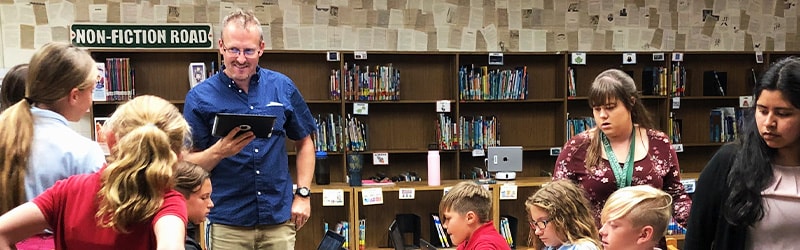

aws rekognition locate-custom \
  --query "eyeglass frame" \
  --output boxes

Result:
[220,41,261,58]
[529,219,549,230]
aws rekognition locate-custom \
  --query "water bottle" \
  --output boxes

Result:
[314,151,329,185]
[428,150,441,186]
[347,153,363,187]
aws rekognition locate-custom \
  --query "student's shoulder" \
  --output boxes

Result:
[565,239,600,250]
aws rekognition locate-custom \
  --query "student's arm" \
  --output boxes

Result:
[0,203,49,249]
[184,127,254,172]
[154,215,186,250]
[684,144,737,250]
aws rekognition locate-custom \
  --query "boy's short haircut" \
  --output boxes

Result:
[601,185,672,242]
[439,181,492,223]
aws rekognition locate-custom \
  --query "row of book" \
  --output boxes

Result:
[668,63,686,96]
[94,58,135,101]
[435,114,500,151]
[498,216,515,248]
[709,107,745,143]
[568,64,757,98]
[342,63,400,101]
[668,114,683,144]
[312,113,345,152]
[311,113,368,152]
[431,214,451,247]
[666,218,686,235]
[458,65,529,100]
[566,116,596,140]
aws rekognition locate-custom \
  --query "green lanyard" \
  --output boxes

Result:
[600,128,636,189]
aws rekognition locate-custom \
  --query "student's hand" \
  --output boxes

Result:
[212,127,255,158]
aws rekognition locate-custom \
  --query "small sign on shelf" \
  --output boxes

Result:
[373,152,388,165]
[353,102,368,115]
[436,100,451,112]
[488,52,503,65]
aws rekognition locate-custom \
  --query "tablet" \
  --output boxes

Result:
[316,230,346,250]
[212,113,276,138]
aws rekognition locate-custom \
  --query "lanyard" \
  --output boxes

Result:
[600,128,636,189]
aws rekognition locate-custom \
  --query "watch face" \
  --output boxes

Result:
[298,187,310,196]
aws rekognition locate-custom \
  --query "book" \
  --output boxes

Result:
[92,62,107,101]
[703,71,727,96]
[189,62,207,88]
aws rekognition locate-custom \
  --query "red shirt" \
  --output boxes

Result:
[457,221,511,250]
[32,171,187,250]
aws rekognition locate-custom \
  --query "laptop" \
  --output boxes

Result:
[317,230,346,250]
[390,220,419,250]
[419,238,439,250]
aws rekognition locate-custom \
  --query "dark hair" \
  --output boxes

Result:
[725,57,800,226]
[0,63,28,111]
[584,69,655,170]
[174,161,210,198]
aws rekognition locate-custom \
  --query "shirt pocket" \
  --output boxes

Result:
[260,105,287,137]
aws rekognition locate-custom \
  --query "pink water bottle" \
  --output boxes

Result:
[428,150,441,186]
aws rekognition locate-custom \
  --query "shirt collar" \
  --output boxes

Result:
[219,65,262,87]
[30,106,69,126]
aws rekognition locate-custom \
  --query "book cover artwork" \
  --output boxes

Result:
[189,62,207,88]
[92,62,107,101]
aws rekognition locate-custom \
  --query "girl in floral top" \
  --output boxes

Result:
[552,69,691,228]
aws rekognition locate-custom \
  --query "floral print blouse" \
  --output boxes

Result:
[553,128,692,227]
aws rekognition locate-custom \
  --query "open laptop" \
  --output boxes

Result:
[317,230,346,250]
[419,238,438,250]
[390,220,419,250]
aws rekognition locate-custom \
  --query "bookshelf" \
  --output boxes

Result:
[88,50,775,249]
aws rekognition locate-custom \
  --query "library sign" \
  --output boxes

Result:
[70,24,213,49]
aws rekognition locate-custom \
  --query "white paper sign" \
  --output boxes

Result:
[322,189,345,206]
[571,52,586,65]
[398,188,415,200]
[443,186,453,196]
[672,52,684,62]
[436,100,451,112]
[353,102,368,115]
[361,187,384,205]
[740,96,753,108]
[622,53,637,64]
[672,144,684,153]
[499,184,518,200]
[471,149,485,157]
[672,97,680,109]
[373,152,389,165]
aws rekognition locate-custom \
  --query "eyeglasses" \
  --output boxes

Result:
[221,42,260,58]
[529,219,549,230]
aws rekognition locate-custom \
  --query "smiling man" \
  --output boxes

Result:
[182,9,317,250]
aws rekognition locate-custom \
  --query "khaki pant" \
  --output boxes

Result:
[209,221,296,250]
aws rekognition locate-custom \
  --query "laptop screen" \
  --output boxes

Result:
[390,220,406,250]
[317,230,346,250]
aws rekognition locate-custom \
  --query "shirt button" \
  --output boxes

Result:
[256,170,260,175]
[228,85,231,88]
[239,90,243,93]
[257,191,262,195]
[254,148,259,153]
[250,106,254,109]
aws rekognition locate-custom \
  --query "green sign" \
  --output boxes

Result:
[70,24,213,49]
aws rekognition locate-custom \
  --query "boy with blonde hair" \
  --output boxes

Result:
[439,181,510,250]
[599,185,672,250]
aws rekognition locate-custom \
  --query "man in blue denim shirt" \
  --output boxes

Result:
[183,9,316,249]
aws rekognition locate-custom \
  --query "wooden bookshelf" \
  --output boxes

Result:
[89,50,775,249]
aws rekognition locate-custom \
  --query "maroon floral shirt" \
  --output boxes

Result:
[553,129,691,227]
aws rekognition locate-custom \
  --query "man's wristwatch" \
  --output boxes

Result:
[295,186,311,198]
